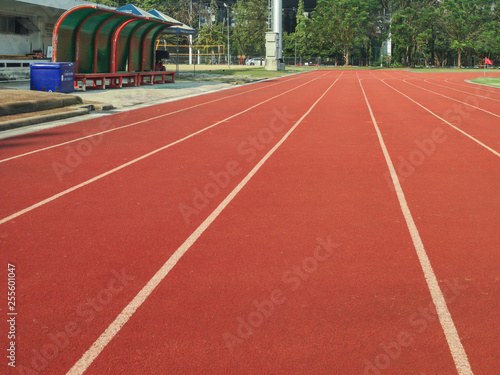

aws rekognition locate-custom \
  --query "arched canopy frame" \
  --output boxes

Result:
[52,5,180,74]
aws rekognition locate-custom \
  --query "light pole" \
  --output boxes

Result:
[224,3,230,69]
[294,38,297,66]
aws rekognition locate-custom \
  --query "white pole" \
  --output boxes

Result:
[189,35,193,65]
[273,0,282,59]
[176,29,180,74]
[224,4,230,69]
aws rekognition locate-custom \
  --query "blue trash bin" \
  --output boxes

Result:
[30,62,75,93]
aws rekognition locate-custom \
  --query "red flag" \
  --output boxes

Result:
[485,57,493,65]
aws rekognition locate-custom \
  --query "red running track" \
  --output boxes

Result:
[1,69,499,375]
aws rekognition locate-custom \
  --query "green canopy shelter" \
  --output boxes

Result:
[52,5,181,74]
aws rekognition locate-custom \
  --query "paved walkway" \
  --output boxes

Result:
[0,79,236,109]
[0,78,245,134]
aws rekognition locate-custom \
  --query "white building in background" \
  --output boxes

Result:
[381,35,392,65]
[0,0,92,57]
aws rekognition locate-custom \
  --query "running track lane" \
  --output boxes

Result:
[0,71,336,374]
[0,73,307,160]
[2,70,497,374]
[0,73,317,219]
[360,70,500,373]
[382,70,500,107]
[70,71,462,374]
[391,75,500,122]
[374,74,500,158]
[415,77,500,103]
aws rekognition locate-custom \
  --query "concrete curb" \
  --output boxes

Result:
[0,106,91,131]
[0,96,83,116]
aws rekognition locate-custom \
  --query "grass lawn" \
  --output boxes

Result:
[470,77,500,88]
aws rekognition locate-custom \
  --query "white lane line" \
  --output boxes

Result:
[401,78,500,118]
[380,78,500,158]
[65,72,343,375]
[0,73,307,164]
[0,72,328,226]
[357,73,473,375]
[423,79,500,102]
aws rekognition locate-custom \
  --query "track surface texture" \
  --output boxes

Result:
[1,70,499,375]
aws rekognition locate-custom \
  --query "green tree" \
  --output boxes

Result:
[282,32,296,60]
[294,0,313,60]
[313,0,373,65]
[389,1,448,67]
[93,0,119,7]
[476,1,500,60]
[391,1,421,66]
[414,2,443,66]
[163,0,199,28]
[197,0,225,62]
[233,0,267,59]
[309,0,337,61]
[442,0,490,67]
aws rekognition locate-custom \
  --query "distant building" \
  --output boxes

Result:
[0,0,94,57]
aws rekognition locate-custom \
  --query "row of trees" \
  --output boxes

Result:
[193,0,267,59]
[94,0,266,60]
[94,0,199,28]
[94,0,499,67]
[290,0,500,67]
